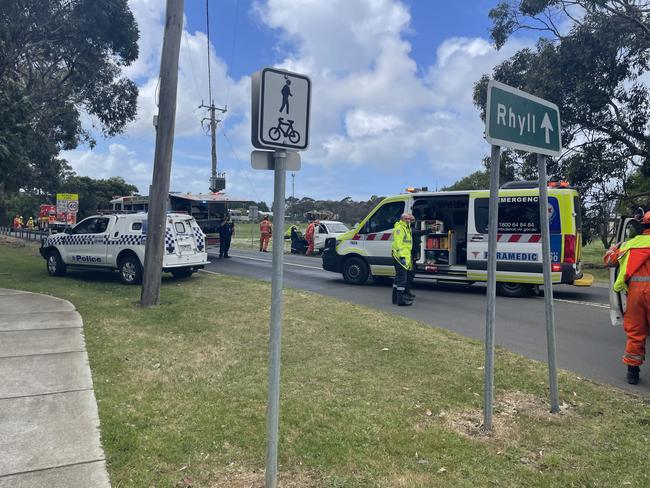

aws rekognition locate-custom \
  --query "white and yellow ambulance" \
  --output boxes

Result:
[322,181,593,297]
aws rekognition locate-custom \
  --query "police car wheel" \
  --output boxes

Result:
[342,257,368,285]
[496,282,532,298]
[46,250,66,277]
[119,256,142,285]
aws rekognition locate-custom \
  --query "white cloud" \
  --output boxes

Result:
[65,0,535,203]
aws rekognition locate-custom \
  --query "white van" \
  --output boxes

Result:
[40,213,208,284]
[322,182,592,297]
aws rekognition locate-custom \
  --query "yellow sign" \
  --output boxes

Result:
[56,193,78,201]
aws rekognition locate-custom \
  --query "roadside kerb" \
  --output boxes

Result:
[0,288,110,488]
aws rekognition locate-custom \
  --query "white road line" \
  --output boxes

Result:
[210,253,324,271]
[554,298,610,309]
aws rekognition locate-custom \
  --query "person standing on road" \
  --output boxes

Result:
[259,216,272,252]
[305,219,316,256]
[605,211,650,385]
[392,213,415,306]
[218,216,235,259]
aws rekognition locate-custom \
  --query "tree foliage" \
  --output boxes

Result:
[59,176,139,219]
[0,0,139,213]
[473,0,650,243]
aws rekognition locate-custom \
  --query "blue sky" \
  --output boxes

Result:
[63,0,534,205]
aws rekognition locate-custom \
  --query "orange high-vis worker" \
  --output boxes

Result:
[605,211,650,385]
[259,216,272,252]
[305,220,315,256]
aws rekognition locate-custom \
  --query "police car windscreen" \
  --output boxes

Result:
[474,196,560,234]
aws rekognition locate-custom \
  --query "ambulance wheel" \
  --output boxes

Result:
[496,282,532,298]
[118,255,142,285]
[342,257,368,285]
[46,250,66,277]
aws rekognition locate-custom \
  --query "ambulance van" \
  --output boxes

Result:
[322,182,593,297]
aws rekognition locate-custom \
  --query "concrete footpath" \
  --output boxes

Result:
[0,289,110,487]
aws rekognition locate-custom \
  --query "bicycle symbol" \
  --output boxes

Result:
[268,118,301,144]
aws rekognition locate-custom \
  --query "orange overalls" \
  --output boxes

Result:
[305,222,315,255]
[606,231,650,366]
[259,220,272,252]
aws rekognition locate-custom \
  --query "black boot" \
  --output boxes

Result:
[397,291,413,306]
[392,287,398,305]
[627,365,640,385]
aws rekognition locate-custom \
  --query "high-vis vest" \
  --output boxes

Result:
[613,234,650,292]
[260,220,272,235]
[391,220,412,269]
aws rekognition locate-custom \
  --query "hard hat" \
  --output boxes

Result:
[642,211,650,224]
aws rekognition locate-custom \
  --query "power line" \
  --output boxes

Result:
[205,0,213,105]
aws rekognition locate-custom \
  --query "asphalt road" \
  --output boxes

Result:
[205,248,649,397]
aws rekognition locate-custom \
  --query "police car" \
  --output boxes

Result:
[322,181,593,297]
[40,213,208,284]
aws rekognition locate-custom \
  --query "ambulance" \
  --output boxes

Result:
[322,181,593,297]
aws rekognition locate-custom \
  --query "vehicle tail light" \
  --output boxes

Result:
[551,263,562,272]
[564,234,576,264]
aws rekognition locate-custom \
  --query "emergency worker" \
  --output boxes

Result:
[392,213,415,306]
[604,211,650,385]
[12,215,20,230]
[305,219,316,255]
[218,216,234,259]
[26,217,35,229]
[259,216,272,252]
[18,216,24,229]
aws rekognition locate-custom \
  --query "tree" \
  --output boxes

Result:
[59,176,138,219]
[444,151,519,190]
[0,0,139,212]
[256,201,270,212]
[474,0,650,243]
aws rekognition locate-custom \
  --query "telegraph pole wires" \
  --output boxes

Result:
[201,0,227,192]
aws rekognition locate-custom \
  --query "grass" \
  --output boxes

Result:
[227,222,295,252]
[1,239,649,487]
[581,241,609,283]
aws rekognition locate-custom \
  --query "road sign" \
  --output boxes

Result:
[251,150,301,171]
[485,80,561,157]
[252,67,311,151]
[56,193,79,214]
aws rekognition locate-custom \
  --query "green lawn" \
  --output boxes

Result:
[581,241,609,283]
[1,239,649,487]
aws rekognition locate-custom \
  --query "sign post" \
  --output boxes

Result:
[251,67,311,488]
[484,80,562,425]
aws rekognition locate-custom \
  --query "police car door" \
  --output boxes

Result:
[609,217,642,326]
[65,217,100,265]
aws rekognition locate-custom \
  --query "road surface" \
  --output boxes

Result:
[205,248,648,396]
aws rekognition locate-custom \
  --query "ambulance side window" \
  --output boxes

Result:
[362,202,405,234]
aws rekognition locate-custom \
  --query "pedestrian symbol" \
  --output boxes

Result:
[279,76,292,114]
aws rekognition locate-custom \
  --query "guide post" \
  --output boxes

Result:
[484,79,562,422]
[251,67,311,488]
[483,144,501,430]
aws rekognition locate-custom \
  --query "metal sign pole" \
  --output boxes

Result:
[537,153,560,413]
[483,144,501,431]
[265,149,287,488]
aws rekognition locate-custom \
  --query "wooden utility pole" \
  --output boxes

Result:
[199,102,227,192]
[140,0,184,308]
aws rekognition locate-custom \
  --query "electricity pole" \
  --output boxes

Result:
[199,101,227,192]
[140,0,184,308]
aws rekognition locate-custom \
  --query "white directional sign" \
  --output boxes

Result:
[252,67,311,151]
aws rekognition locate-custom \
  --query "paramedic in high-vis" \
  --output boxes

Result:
[604,211,650,385]
[392,213,415,306]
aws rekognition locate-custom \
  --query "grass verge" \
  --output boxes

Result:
[581,241,609,283]
[1,240,648,487]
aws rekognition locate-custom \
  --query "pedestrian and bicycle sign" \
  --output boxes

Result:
[251,67,311,151]
[485,80,562,157]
